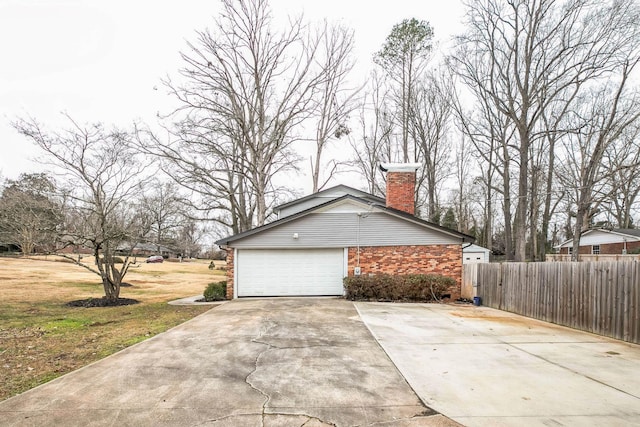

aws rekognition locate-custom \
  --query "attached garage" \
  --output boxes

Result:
[216,172,473,300]
[236,248,346,297]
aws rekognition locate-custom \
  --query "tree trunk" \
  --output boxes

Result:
[311,136,324,193]
[501,145,514,260]
[514,130,529,262]
[571,206,586,262]
[539,140,556,262]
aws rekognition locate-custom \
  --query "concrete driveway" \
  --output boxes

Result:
[0,299,456,427]
[356,302,640,427]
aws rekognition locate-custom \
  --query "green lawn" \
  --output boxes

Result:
[0,256,222,401]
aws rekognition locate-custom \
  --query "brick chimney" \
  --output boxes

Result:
[380,163,420,215]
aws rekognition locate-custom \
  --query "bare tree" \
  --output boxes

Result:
[309,21,359,193]
[534,99,571,261]
[409,72,453,220]
[175,219,205,258]
[603,131,640,228]
[451,135,474,233]
[349,71,394,196]
[453,0,640,261]
[137,125,257,235]
[557,61,640,260]
[0,173,62,255]
[146,0,328,234]
[14,116,150,302]
[449,66,516,257]
[139,180,185,253]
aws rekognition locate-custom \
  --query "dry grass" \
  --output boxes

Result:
[0,256,226,401]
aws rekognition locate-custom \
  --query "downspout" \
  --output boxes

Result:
[355,211,371,274]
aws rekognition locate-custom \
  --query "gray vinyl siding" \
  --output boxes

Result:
[230,212,461,248]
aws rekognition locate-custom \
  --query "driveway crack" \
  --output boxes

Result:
[300,414,337,426]
[246,319,278,427]
[245,318,339,427]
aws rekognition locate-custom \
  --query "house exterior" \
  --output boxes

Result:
[556,229,640,255]
[216,164,474,300]
[113,243,175,258]
[463,244,491,264]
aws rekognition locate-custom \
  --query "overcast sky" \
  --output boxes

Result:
[0,0,466,185]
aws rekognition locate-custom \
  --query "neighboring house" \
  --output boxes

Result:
[555,229,640,255]
[463,244,491,264]
[116,243,175,258]
[216,163,474,300]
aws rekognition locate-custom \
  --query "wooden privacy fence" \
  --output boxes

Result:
[476,262,640,344]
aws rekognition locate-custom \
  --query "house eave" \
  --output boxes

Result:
[215,194,474,247]
[555,228,640,248]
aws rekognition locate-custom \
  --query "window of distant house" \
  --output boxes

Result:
[568,247,573,254]
[592,245,600,255]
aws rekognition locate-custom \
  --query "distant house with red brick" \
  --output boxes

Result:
[556,228,640,255]
[215,163,474,300]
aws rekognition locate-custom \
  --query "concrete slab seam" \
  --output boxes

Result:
[452,307,640,402]
[195,412,263,425]
[510,343,640,401]
[352,302,437,418]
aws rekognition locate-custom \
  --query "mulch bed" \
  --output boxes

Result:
[66,297,140,308]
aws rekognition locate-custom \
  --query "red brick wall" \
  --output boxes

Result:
[225,245,463,299]
[559,241,640,255]
[386,171,415,215]
[225,249,234,299]
[348,245,462,300]
[600,241,640,254]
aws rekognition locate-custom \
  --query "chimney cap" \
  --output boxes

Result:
[379,163,421,173]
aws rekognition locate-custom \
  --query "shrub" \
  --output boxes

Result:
[203,281,227,301]
[343,274,455,302]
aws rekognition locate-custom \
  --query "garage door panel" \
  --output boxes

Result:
[237,249,344,297]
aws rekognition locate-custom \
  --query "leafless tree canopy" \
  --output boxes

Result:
[139,0,351,233]
[450,0,640,260]
[11,0,640,261]
[0,173,62,255]
[309,21,359,193]
[13,116,151,300]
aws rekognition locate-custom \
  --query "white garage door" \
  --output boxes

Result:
[236,248,345,297]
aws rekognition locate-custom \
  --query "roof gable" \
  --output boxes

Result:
[216,195,474,247]
[557,229,640,248]
[275,185,384,218]
[463,244,491,254]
